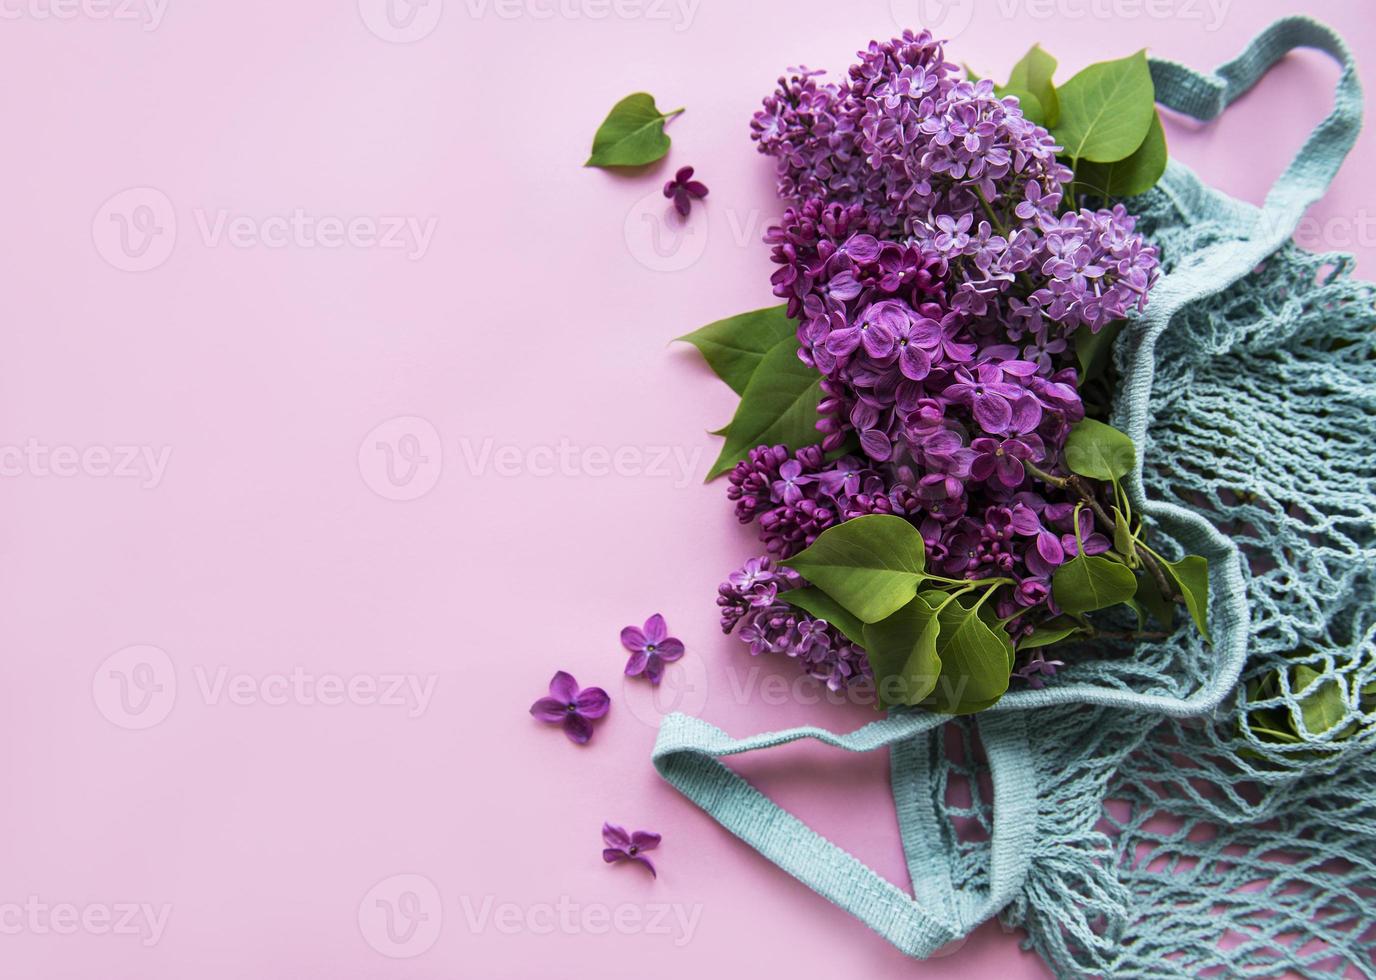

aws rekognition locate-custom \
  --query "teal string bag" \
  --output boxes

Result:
[654,17,1376,976]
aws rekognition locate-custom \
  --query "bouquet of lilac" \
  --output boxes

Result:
[685,30,1210,712]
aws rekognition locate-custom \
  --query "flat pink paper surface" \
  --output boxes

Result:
[1,1,1371,976]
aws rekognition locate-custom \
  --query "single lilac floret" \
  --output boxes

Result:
[621,613,685,685]
[529,671,610,745]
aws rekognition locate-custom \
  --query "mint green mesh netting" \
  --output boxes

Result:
[654,17,1375,977]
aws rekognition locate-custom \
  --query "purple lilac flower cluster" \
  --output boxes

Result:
[713,31,1163,693]
[725,443,900,558]
[716,557,871,692]
[752,29,1158,336]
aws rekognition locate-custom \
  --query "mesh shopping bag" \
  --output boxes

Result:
[654,17,1374,974]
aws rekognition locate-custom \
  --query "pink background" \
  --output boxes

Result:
[1,0,1371,976]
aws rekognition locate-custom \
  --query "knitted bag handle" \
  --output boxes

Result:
[654,17,1361,960]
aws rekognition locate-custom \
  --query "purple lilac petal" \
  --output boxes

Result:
[528,697,567,723]
[642,614,668,645]
[602,823,631,849]
[574,687,610,718]
[548,670,579,703]
[563,713,593,745]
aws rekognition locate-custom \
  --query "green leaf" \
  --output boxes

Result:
[928,595,1013,714]
[862,594,943,709]
[780,587,867,649]
[1294,665,1347,737]
[1052,50,1155,163]
[1163,554,1210,642]
[1074,109,1167,198]
[677,306,795,396]
[1021,615,1084,650]
[781,515,927,624]
[706,339,823,480]
[1064,418,1137,482]
[1052,554,1138,615]
[1006,44,1060,127]
[1073,319,1125,383]
[1112,507,1135,561]
[1000,88,1045,126]
[585,93,683,168]
[1134,571,1175,630]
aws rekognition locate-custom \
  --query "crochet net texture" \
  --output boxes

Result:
[1002,177,1376,978]
[945,238,1376,977]
[653,18,1375,978]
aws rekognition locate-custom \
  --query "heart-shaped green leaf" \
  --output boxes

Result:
[1294,665,1347,737]
[1064,418,1137,482]
[585,93,683,168]
[928,595,1013,714]
[677,306,795,396]
[1074,109,1167,198]
[1052,50,1155,163]
[1052,554,1138,615]
[780,586,867,649]
[1164,554,1210,642]
[706,338,823,480]
[862,594,943,709]
[1006,44,1060,127]
[781,515,927,624]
